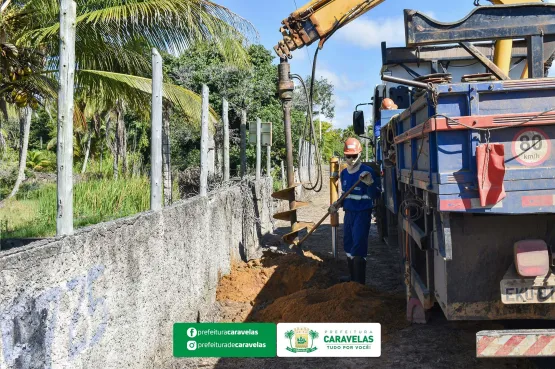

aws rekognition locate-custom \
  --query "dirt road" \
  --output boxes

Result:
[189,177,555,369]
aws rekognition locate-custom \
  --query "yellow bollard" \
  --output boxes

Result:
[330,157,340,259]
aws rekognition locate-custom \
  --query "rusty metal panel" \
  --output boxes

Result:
[405,4,555,47]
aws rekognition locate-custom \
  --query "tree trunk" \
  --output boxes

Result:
[102,112,112,176]
[113,105,121,180]
[122,118,128,176]
[115,100,127,178]
[7,107,32,200]
[81,128,92,174]
[0,121,6,158]
[113,138,119,180]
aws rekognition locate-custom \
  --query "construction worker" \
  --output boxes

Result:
[329,138,381,284]
[381,97,398,110]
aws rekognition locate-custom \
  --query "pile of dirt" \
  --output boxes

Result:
[216,250,341,304]
[216,250,408,335]
[252,282,408,336]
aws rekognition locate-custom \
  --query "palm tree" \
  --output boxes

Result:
[284,330,294,349]
[0,0,257,199]
[308,330,319,348]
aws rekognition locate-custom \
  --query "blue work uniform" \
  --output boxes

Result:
[340,164,381,258]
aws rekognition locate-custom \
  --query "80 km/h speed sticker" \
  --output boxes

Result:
[512,128,552,167]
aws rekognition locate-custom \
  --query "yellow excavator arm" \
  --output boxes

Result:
[274,0,385,59]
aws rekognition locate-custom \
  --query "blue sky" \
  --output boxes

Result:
[217,0,555,129]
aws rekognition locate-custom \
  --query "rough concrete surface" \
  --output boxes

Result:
[0,178,275,369]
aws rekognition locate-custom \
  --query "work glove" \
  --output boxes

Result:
[328,201,340,214]
[360,171,374,186]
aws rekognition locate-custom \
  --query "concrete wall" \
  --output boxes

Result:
[0,179,275,369]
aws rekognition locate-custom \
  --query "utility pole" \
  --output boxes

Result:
[256,117,261,183]
[314,104,322,143]
[150,49,163,211]
[56,0,77,236]
[222,98,230,182]
[266,145,271,177]
[200,85,209,196]
[162,106,172,206]
[240,110,247,177]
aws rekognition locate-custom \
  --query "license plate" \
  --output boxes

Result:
[500,265,555,305]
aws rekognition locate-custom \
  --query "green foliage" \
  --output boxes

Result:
[26,150,55,171]
[320,121,344,161]
[165,43,324,174]
[293,77,335,119]
[4,177,150,238]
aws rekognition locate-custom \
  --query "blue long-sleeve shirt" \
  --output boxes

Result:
[340,164,381,212]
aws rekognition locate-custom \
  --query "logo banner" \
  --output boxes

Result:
[277,323,381,357]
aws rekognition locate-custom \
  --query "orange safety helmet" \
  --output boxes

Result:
[344,138,362,155]
[381,98,398,110]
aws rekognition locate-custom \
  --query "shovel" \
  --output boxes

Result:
[295,177,363,249]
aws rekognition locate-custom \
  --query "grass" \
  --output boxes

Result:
[1,177,150,238]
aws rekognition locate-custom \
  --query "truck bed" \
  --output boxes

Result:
[394,78,555,214]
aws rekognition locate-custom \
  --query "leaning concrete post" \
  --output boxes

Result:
[200,84,209,196]
[150,49,163,211]
[222,98,230,182]
[56,0,77,236]
[240,110,247,177]
[256,117,261,183]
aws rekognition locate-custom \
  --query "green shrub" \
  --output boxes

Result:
[4,177,150,238]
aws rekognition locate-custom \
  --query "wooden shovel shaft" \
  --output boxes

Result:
[297,178,363,247]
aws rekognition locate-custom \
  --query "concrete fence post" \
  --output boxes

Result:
[162,106,172,206]
[222,98,230,182]
[266,145,271,177]
[200,84,209,196]
[256,117,261,183]
[150,49,163,211]
[281,160,286,188]
[240,110,247,178]
[56,0,77,236]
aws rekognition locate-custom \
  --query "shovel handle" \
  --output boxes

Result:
[296,177,363,248]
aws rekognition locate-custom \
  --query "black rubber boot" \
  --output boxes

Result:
[353,256,367,285]
[340,258,354,282]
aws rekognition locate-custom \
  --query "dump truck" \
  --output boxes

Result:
[275,0,555,358]
[357,4,555,358]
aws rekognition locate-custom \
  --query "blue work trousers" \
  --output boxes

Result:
[343,210,372,258]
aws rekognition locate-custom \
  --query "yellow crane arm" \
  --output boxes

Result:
[274,0,385,58]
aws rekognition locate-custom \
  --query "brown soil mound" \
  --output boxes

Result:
[216,250,408,335]
[216,250,340,304]
[252,282,408,335]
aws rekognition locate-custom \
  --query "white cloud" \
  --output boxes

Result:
[334,96,350,110]
[335,10,436,50]
[317,68,367,92]
[335,16,405,49]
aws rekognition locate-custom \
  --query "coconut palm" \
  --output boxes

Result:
[308,330,319,348]
[0,0,257,200]
[284,330,294,348]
